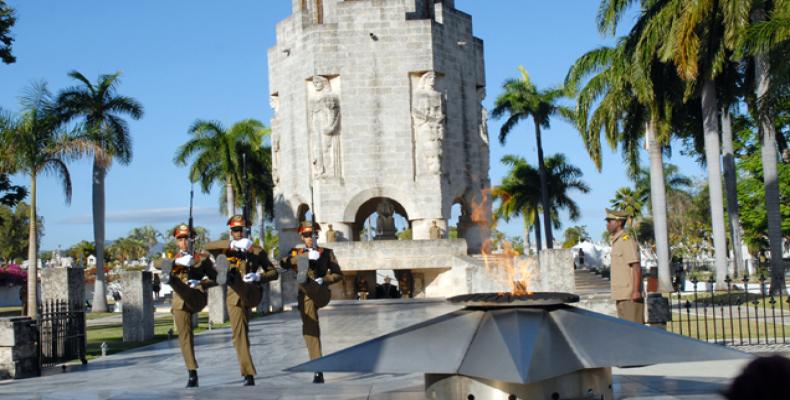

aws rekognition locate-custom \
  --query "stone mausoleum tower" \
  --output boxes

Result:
[269,0,490,255]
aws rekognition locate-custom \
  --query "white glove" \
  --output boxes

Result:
[308,249,320,260]
[230,238,253,251]
[314,277,324,285]
[175,254,194,267]
[242,273,260,283]
[187,279,201,288]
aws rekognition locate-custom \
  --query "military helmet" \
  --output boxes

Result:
[173,224,192,239]
[298,220,321,234]
[227,215,246,229]
[605,208,629,221]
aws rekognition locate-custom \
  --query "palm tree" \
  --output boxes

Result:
[544,153,592,231]
[743,2,789,293]
[562,225,591,248]
[233,131,273,243]
[0,82,95,318]
[56,70,143,312]
[174,119,265,217]
[610,187,646,226]
[492,155,541,252]
[493,154,590,253]
[634,0,750,288]
[492,67,573,249]
[565,35,684,292]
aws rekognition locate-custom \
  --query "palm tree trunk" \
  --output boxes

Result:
[26,173,38,319]
[533,210,543,252]
[721,107,744,277]
[755,51,785,295]
[522,213,531,256]
[226,176,235,217]
[646,118,672,292]
[91,161,109,312]
[257,202,265,244]
[701,80,729,290]
[534,120,553,248]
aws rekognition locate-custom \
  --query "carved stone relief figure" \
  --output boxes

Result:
[412,71,445,176]
[375,199,397,240]
[309,75,341,179]
[270,94,281,184]
[478,87,489,146]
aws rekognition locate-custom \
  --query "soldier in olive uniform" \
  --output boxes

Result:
[159,224,217,388]
[204,215,279,386]
[280,221,343,383]
[606,208,644,324]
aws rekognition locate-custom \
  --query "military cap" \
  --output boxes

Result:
[298,220,321,234]
[605,208,629,221]
[173,224,192,239]
[227,215,245,228]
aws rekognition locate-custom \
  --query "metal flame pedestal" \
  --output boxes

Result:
[426,368,611,400]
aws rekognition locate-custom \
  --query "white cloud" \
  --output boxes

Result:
[59,207,225,224]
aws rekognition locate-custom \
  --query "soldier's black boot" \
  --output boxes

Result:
[243,375,255,386]
[160,259,174,285]
[313,372,324,384]
[214,255,229,285]
[186,370,198,388]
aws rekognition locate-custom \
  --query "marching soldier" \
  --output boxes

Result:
[280,221,343,384]
[205,215,279,386]
[605,208,644,324]
[159,224,217,388]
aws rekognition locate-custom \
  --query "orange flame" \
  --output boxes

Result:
[470,188,534,295]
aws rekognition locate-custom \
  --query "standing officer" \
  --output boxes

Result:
[159,224,216,388]
[606,208,644,324]
[206,215,278,386]
[280,221,343,383]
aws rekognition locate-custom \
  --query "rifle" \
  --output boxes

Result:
[188,183,195,255]
[309,180,318,251]
[241,153,252,240]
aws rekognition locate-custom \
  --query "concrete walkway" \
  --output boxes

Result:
[0,300,760,399]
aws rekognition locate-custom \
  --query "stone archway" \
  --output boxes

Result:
[352,197,410,241]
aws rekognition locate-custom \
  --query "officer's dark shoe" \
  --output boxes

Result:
[243,375,255,386]
[160,259,173,285]
[313,372,324,384]
[214,255,229,285]
[296,256,309,284]
[186,370,198,388]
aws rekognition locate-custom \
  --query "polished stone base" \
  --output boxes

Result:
[0,301,755,399]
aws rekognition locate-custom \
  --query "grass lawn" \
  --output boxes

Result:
[85,312,117,321]
[85,312,234,360]
[667,312,790,344]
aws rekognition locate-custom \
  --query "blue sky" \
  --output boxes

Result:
[0,1,706,251]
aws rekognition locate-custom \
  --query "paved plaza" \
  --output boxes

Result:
[0,300,758,399]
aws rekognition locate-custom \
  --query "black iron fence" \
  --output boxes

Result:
[38,299,88,367]
[667,273,788,346]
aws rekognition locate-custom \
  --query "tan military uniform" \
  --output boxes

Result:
[281,247,343,359]
[610,229,644,323]
[168,254,213,371]
[207,239,279,377]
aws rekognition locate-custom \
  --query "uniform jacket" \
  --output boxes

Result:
[205,239,279,307]
[170,251,214,311]
[281,246,343,285]
[609,229,642,301]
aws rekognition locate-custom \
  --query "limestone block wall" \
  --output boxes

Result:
[40,267,85,307]
[270,0,489,255]
[0,317,39,379]
[120,271,154,342]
